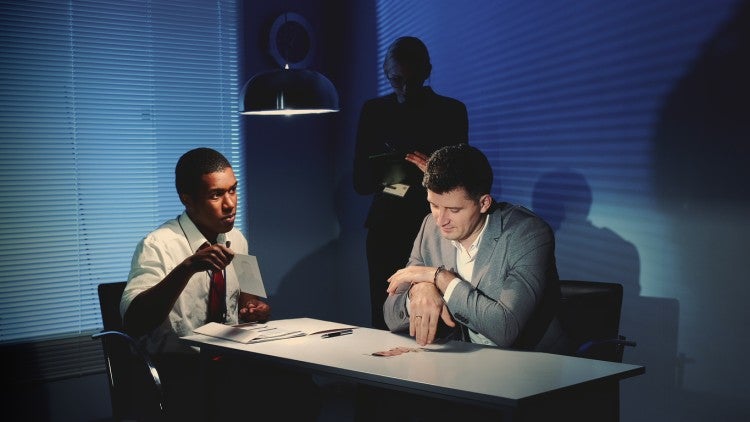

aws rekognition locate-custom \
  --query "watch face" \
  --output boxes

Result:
[269,12,314,69]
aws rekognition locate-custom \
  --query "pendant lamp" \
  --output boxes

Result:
[240,12,339,116]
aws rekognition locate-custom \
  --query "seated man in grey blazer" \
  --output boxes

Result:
[384,143,571,353]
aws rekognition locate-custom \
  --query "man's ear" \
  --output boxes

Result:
[179,192,192,209]
[479,194,492,213]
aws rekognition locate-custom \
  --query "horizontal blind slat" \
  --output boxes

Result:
[0,1,241,383]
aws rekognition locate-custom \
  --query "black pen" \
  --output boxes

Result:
[321,329,353,339]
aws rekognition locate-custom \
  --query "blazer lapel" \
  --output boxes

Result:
[441,237,458,275]
[470,211,503,288]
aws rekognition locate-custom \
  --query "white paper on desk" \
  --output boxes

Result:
[233,254,267,298]
[266,318,357,335]
[194,322,304,344]
[193,319,357,344]
[194,322,263,343]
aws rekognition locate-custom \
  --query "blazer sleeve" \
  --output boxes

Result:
[445,209,557,347]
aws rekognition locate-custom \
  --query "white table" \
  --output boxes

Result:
[182,319,644,420]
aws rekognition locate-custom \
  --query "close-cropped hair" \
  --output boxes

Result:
[423,144,493,201]
[175,147,231,195]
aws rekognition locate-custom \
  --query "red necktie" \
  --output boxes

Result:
[208,269,226,323]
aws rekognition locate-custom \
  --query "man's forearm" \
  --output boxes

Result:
[433,266,455,294]
[123,263,195,337]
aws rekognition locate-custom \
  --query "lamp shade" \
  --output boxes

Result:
[240,68,339,115]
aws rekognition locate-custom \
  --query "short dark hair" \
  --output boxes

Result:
[423,144,493,201]
[175,147,231,196]
[384,36,432,81]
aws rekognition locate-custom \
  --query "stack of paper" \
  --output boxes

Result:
[193,318,357,344]
[194,322,304,343]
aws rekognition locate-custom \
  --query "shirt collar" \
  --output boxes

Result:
[178,211,227,251]
[450,213,491,257]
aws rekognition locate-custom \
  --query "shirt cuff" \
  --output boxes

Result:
[442,277,461,301]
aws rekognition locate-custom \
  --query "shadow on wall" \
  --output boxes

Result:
[532,170,641,297]
[268,171,370,327]
[654,0,749,208]
[651,1,750,421]
[532,169,680,421]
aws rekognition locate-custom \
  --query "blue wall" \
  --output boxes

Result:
[326,1,749,420]
[239,1,750,420]
[14,1,747,420]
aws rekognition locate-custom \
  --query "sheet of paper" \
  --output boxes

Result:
[233,254,267,298]
[383,183,409,197]
[266,318,357,335]
[193,319,358,344]
[194,322,304,344]
[194,322,263,343]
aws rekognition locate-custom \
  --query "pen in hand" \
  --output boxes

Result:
[321,329,353,339]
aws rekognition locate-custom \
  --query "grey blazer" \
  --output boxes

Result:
[384,202,571,353]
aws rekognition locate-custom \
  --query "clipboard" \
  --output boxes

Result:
[369,151,418,186]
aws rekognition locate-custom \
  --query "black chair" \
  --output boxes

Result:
[521,280,638,422]
[93,281,166,421]
[558,279,636,363]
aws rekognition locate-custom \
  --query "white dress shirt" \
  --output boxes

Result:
[120,211,248,354]
[443,214,495,345]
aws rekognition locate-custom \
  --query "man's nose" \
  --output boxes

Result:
[223,194,236,209]
[433,209,447,225]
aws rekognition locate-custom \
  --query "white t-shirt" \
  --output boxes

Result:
[120,211,249,354]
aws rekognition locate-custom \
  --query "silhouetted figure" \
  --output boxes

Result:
[353,36,468,329]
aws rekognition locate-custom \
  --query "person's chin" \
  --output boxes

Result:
[219,216,235,230]
[440,228,456,239]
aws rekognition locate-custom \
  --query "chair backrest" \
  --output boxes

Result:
[99,282,127,332]
[96,282,164,421]
[558,280,627,362]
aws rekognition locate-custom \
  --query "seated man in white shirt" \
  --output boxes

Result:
[120,147,319,420]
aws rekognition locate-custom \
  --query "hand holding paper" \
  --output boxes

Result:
[239,292,270,323]
[233,253,267,298]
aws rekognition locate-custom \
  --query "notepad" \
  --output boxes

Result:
[194,318,357,344]
[369,151,420,187]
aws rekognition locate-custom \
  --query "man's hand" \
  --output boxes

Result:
[239,292,271,322]
[405,150,430,173]
[185,241,234,273]
[386,265,436,294]
[408,283,455,346]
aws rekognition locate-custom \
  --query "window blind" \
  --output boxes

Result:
[0,0,240,346]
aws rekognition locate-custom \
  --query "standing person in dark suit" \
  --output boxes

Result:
[353,36,468,330]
